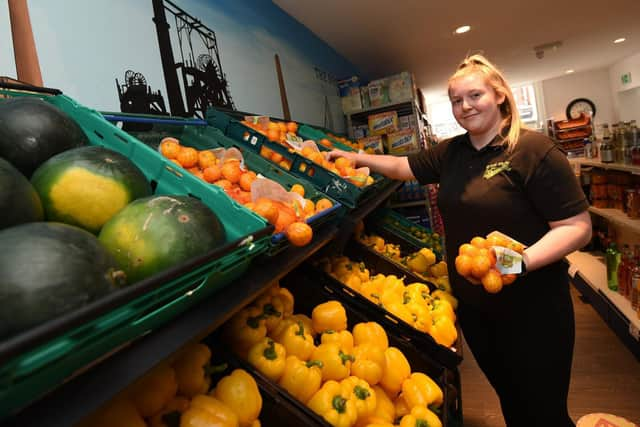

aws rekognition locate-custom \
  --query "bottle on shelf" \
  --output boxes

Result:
[606,242,621,291]
[600,123,614,163]
[618,244,632,298]
[630,120,640,166]
[621,122,633,165]
[612,123,622,163]
[631,245,640,311]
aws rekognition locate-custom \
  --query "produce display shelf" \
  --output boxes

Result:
[0,86,273,419]
[5,224,340,427]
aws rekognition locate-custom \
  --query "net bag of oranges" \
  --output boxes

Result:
[454,231,526,294]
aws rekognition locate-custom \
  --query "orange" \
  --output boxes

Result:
[159,138,181,159]
[170,158,182,167]
[470,236,487,249]
[267,129,280,142]
[502,274,517,285]
[286,122,298,133]
[290,184,305,197]
[315,198,333,213]
[191,169,205,180]
[198,150,217,169]
[309,152,324,164]
[221,162,242,184]
[334,157,352,171]
[458,243,479,257]
[455,254,473,277]
[274,204,297,233]
[302,198,315,217]
[260,146,272,158]
[285,222,312,246]
[254,198,279,225]
[268,121,280,131]
[203,165,222,183]
[239,171,257,192]
[478,248,497,267]
[213,179,233,191]
[318,138,332,148]
[277,121,287,132]
[470,254,492,279]
[301,146,316,158]
[244,201,255,211]
[278,160,291,170]
[271,151,284,163]
[482,269,504,294]
[176,147,199,168]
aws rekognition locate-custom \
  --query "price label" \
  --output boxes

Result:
[250,136,258,146]
[568,264,579,278]
[630,323,640,341]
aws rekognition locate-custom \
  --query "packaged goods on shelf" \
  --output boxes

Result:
[353,124,369,139]
[387,128,419,154]
[357,135,385,154]
[368,110,398,135]
[338,76,363,113]
[367,78,391,107]
[388,71,414,102]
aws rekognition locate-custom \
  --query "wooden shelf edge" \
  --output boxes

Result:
[588,206,640,233]
[568,157,640,174]
[566,251,640,330]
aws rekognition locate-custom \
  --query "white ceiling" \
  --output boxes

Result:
[274,0,640,102]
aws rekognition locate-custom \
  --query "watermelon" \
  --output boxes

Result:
[0,97,88,177]
[0,157,43,230]
[0,222,125,339]
[31,146,152,234]
[98,195,227,284]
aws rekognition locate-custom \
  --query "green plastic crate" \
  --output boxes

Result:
[0,88,271,418]
[115,120,346,255]
[296,124,355,152]
[207,111,389,209]
[370,207,443,259]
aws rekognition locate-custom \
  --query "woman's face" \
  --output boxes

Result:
[449,72,506,138]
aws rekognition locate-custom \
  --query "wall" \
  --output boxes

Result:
[609,52,640,123]
[541,68,615,128]
[0,0,360,132]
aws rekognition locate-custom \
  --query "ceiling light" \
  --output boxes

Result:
[455,25,471,34]
[614,38,626,44]
[565,69,575,74]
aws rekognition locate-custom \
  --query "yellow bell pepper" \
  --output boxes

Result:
[126,362,177,418]
[359,279,383,305]
[383,275,405,294]
[253,293,285,333]
[279,320,315,361]
[355,262,370,282]
[405,301,432,333]
[402,372,443,409]
[418,248,437,267]
[311,342,354,382]
[434,276,452,293]
[340,376,377,420]
[362,386,395,425]
[148,396,190,427]
[307,380,358,427]
[181,394,239,427]
[384,301,414,326]
[404,283,430,304]
[393,394,410,419]
[430,299,455,322]
[398,405,442,427]
[224,306,267,359]
[429,316,458,348]
[77,398,146,427]
[269,317,295,342]
[312,300,347,333]
[343,273,363,292]
[277,356,323,404]
[213,369,262,427]
[247,338,286,382]
[321,330,354,353]
[352,322,388,350]
[289,313,316,337]
[351,344,385,386]
[250,420,261,427]
[405,252,430,274]
[172,343,225,398]
[333,259,355,279]
[431,290,458,310]
[380,288,404,308]
[265,282,294,317]
[361,420,395,427]
[429,261,448,278]
[384,243,401,261]
[379,347,411,398]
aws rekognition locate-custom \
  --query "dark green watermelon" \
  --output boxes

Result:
[31,146,152,234]
[0,222,125,339]
[99,195,227,283]
[0,97,88,177]
[0,157,43,230]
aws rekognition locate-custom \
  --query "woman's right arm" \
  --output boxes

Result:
[326,150,415,181]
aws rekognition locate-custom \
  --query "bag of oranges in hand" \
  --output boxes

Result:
[454,231,525,294]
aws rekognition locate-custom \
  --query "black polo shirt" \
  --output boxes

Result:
[408,130,589,313]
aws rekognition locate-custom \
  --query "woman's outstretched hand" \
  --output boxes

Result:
[325,149,359,165]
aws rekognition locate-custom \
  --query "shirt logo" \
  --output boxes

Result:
[483,161,511,179]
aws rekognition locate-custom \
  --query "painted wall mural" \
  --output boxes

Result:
[0,0,360,131]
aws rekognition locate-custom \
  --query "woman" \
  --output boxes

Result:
[329,55,591,426]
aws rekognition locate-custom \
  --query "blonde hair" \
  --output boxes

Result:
[448,54,525,151]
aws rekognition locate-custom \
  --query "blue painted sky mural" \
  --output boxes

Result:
[0,0,361,131]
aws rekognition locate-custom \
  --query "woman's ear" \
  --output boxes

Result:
[495,89,506,106]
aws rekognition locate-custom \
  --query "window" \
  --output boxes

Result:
[427,83,540,140]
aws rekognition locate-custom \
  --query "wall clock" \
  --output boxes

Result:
[566,98,596,120]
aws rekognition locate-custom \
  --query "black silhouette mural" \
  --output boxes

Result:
[117,0,235,119]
